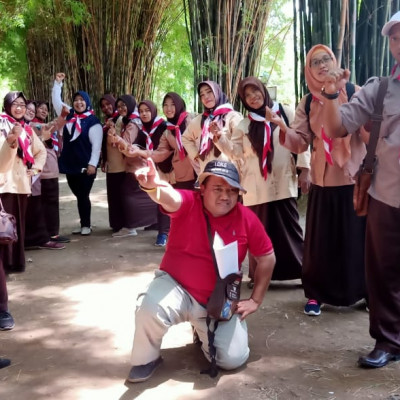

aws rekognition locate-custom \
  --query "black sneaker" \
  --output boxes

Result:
[50,235,71,243]
[127,356,163,383]
[0,311,15,330]
[0,358,11,369]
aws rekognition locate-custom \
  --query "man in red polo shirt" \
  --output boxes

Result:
[128,159,275,382]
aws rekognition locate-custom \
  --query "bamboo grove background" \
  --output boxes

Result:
[1,0,400,111]
[25,0,177,109]
[184,0,272,110]
[295,0,400,102]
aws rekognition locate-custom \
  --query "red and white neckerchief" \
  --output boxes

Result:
[128,107,142,129]
[141,116,165,150]
[321,126,334,165]
[309,95,334,165]
[128,106,140,121]
[391,63,400,80]
[166,111,188,160]
[248,102,280,180]
[51,132,60,153]
[67,110,95,142]
[199,103,234,155]
[0,113,35,165]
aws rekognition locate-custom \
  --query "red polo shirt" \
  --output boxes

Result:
[160,190,273,305]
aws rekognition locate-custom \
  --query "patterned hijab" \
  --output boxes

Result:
[197,81,232,159]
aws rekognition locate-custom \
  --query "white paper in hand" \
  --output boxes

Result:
[213,231,239,278]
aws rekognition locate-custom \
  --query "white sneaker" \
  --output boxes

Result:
[72,227,82,234]
[81,227,92,236]
[112,228,137,237]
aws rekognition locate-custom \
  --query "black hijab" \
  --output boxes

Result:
[163,92,187,134]
[3,91,27,120]
[115,95,137,125]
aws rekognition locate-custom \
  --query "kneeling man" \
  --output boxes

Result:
[128,159,275,382]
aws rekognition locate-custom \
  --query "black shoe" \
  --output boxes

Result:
[0,358,11,369]
[0,311,15,331]
[127,356,163,383]
[50,235,71,243]
[358,348,400,368]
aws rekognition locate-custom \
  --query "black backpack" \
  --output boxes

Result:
[304,81,355,117]
[304,82,355,150]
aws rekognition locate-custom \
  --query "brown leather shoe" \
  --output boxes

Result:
[358,348,400,368]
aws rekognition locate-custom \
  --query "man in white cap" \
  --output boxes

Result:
[320,11,400,368]
[126,159,275,382]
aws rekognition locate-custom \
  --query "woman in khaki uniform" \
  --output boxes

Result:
[0,91,46,330]
[182,81,242,175]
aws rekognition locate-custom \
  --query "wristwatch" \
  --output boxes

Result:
[320,86,340,100]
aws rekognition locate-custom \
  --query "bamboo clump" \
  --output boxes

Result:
[25,0,174,113]
[184,0,272,111]
[293,0,399,104]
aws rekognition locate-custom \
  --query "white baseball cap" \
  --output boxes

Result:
[382,11,400,36]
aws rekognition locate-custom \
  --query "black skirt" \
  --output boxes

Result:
[0,193,28,273]
[250,198,303,280]
[302,184,367,306]
[25,194,50,246]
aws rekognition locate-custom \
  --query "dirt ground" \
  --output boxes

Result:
[0,172,399,400]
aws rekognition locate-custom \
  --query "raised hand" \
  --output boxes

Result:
[40,125,52,141]
[324,68,351,94]
[135,158,157,188]
[61,105,70,118]
[105,120,115,128]
[55,72,65,83]
[209,120,222,140]
[265,106,281,125]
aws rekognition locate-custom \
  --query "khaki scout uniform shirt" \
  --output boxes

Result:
[182,111,243,174]
[340,68,400,208]
[216,106,310,207]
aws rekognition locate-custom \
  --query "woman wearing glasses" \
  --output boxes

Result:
[279,45,368,316]
[0,92,46,330]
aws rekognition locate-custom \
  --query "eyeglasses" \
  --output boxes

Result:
[25,108,36,114]
[117,104,127,109]
[310,55,333,68]
[11,102,26,109]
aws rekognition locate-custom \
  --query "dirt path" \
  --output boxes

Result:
[0,172,399,400]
